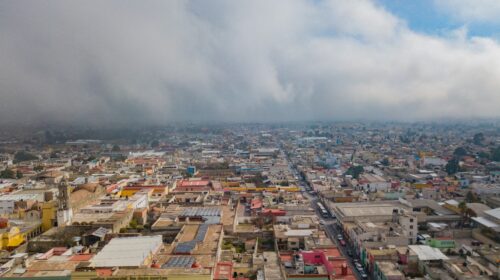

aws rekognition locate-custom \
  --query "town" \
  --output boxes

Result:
[0,122,499,280]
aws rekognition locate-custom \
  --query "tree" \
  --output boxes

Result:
[16,171,23,179]
[453,147,467,158]
[445,158,460,175]
[458,201,467,227]
[112,144,121,152]
[33,165,44,172]
[129,219,138,229]
[150,140,159,148]
[477,151,490,160]
[0,168,16,179]
[491,146,500,162]
[345,165,364,179]
[473,133,485,146]
[381,158,390,166]
[13,151,38,163]
[465,191,479,203]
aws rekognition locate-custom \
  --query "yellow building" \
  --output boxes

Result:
[0,226,25,250]
[119,185,165,199]
[42,201,57,231]
[414,183,432,189]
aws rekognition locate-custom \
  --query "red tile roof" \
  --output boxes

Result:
[251,198,262,209]
[214,262,233,280]
[69,254,94,261]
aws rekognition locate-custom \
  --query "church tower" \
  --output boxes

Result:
[56,180,73,226]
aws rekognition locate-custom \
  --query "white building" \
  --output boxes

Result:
[91,235,163,267]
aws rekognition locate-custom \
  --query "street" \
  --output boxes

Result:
[293,166,369,280]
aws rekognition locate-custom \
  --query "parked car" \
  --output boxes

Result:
[337,234,343,240]
[360,272,368,279]
[340,239,346,246]
[354,262,363,272]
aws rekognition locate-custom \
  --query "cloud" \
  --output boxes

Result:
[434,0,500,23]
[0,0,500,126]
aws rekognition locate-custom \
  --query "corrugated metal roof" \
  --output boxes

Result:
[91,236,162,267]
[174,241,196,254]
[162,256,195,268]
[173,224,210,253]
[472,216,499,228]
[408,245,449,261]
[181,207,221,217]
[485,207,500,219]
[91,227,109,238]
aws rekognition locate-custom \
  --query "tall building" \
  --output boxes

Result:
[56,180,73,226]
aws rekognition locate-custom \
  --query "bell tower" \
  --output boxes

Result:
[56,180,73,226]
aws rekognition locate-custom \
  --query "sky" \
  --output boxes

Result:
[1,0,500,126]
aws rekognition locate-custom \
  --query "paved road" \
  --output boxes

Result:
[291,164,368,280]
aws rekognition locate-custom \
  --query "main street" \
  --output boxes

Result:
[290,162,368,280]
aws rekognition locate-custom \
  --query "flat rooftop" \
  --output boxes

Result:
[91,235,163,267]
[376,261,404,277]
[335,203,397,217]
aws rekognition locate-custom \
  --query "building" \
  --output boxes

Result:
[174,180,213,193]
[91,235,163,267]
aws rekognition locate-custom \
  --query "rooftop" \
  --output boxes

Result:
[408,245,449,261]
[91,235,163,267]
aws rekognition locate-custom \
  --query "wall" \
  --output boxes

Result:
[0,200,15,214]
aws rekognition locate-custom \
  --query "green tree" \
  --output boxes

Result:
[112,144,121,152]
[445,158,460,175]
[345,165,364,179]
[453,147,467,158]
[477,151,490,160]
[129,219,138,229]
[465,191,478,203]
[13,151,38,163]
[0,168,16,179]
[150,140,159,148]
[473,133,485,146]
[491,146,500,162]
[381,158,390,166]
[458,201,467,227]
[16,171,23,179]
[33,165,44,172]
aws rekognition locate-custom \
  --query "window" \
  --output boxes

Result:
[410,225,414,229]
[410,219,414,222]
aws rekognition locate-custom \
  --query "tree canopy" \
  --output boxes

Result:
[150,140,159,148]
[453,147,468,158]
[13,151,38,163]
[345,165,364,179]
[473,133,485,145]
[491,146,500,162]
[0,168,16,179]
[445,158,460,175]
